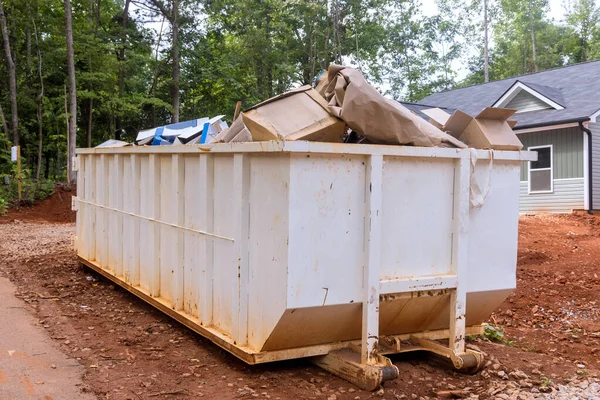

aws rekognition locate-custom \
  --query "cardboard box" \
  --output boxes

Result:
[422,107,523,151]
[242,85,345,142]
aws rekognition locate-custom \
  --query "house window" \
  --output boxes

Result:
[528,145,553,193]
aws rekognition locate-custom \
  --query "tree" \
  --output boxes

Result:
[484,0,489,81]
[564,0,600,62]
[33,17,44,180]
[0,0,19,145]
[65,0,77,185]
[143,0,181,122]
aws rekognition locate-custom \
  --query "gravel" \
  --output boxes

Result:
[0,221,74,263]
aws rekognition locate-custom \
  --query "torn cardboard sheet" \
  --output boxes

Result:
[318,65,465,148]
[423,107,523,151]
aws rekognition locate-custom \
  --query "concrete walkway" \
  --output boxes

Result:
[0,277,96,400]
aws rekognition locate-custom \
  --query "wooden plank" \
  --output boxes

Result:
[362,154,383,365]
[79,254,483,366]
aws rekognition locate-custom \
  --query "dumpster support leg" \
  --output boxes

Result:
[314,155,400,392]
[362,154,383,365]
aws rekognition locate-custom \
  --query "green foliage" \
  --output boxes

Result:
[460,0,600,86]
[0,163,55,207]
[540,376,552,387]
[0,197,7,216]
[0,0,598,176]
[483,324,517,346]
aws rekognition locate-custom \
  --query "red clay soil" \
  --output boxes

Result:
[493,213,600,369]
[0,185,76,224]
[0,214,599,399]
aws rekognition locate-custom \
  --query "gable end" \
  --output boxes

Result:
[505,90,553,113]
[493,81,564,113]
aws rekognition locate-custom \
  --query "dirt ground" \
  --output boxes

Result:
[0,191,599,399]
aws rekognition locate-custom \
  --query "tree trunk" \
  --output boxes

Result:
[171,0,180,122]
[0,0,19,145]
[37,100,43,180]
[148,16,165,97]
[529,1,538,72]
[87,98,93,146]
[65,0,77,185]
[44,151,51,179]
[116,0,130,138]
[483,0,489,82]
[33,18,44,181]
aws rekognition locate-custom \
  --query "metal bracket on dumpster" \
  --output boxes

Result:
[312,348,399,391]
[406,336,484,374]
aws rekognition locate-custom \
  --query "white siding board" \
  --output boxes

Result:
[590,122,600,210]
[519,178,585,213]
[507,90,552,113]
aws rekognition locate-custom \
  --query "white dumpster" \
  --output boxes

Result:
[74,141,536,389]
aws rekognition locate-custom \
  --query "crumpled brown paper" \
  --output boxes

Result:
[317,65,466,148]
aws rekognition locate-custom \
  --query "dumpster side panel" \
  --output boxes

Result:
[247,154,290,350]
[380,157,455,280]
[183,155,202,318]
[95,155,107,268]
[159,155,174,304]
[108,155,122,277]
[286,154,366,309]
[139,155,160,294]
[468,160,521,293]
[212,155,236,335]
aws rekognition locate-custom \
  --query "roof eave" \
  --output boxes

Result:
[513,117,590,131]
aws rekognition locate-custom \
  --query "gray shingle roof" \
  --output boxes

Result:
[400,102,457,121]
[418,60,600,129]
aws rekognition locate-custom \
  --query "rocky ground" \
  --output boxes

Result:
[0,192,598,399]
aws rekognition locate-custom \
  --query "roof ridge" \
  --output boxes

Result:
[424,58,600,98]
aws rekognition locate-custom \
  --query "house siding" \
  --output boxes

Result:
[518,126,585,213]
[519,127,584,181]
[590,122,600,210]
[507,90,552,113]
[519,179,585,213]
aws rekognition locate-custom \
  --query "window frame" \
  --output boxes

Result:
[528,144,553,194]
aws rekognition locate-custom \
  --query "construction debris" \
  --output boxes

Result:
[316,64,466,148]
[130,64,523,150]
[135,116,228,146]
[237,85,345,142]
[423,107,523,151]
